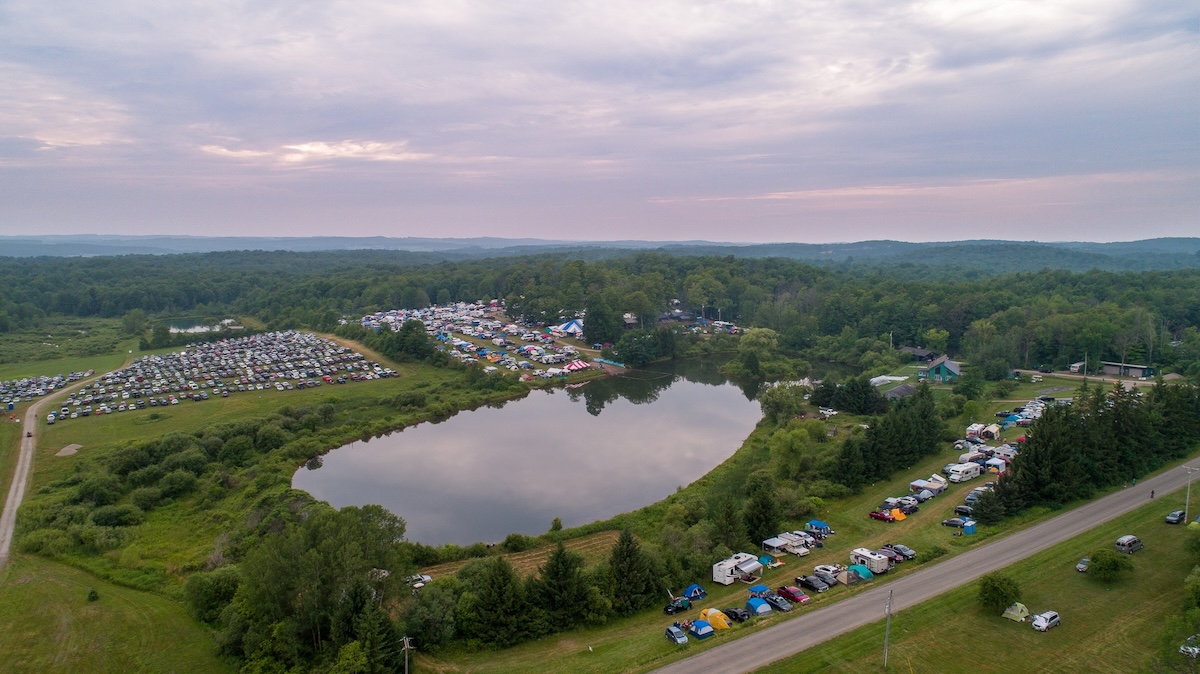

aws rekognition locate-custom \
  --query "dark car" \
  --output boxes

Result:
[663,597,691,614]
[812,570,839,587]
[876,548,905,564]
[869,510,896,522]
[761,592,793,612]
[797,575,829,593]
[883,543,917,560]
[777,586,810,604]
[995,410,1012,418]
[723,608,750,623]
[955,505,975,517]
[1167,510,1187,524]
[942,517,967,528]
[899,503,920,515]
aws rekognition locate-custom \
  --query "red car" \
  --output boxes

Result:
[777,586,810,604]
[869,510,896,522]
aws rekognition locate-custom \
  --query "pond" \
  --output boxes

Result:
[293,359,763,545]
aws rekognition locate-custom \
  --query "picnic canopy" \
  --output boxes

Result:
[747,584,770,596]
[1003,602,1030,622]
[557,319,584,335]
[563,360,591,371]
[700,609,731,629]
[683,584,707,600]
[688,620,715,639]
[746,597,772,615]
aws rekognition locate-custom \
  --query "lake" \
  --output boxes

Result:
[293,359,762,545]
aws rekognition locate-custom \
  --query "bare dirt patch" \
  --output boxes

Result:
[55,444,82,457]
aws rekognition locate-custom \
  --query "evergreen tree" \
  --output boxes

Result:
[742,481,781,544]
[833,435,869,491]
[712,499,747,550]
[456,558,528,647]
[609,530,658,616]
[528,543,590,630]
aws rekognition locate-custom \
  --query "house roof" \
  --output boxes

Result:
[885,383,917,399]
[899,346,934,358]
[929,355,961,375]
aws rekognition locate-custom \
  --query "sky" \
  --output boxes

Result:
[1,0,1197,243]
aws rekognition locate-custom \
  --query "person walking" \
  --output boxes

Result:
[1151,490,1155,499]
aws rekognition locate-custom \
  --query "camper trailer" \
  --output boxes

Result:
[947,463,982,483]
[850,547,892,574]
[713,552,763,585]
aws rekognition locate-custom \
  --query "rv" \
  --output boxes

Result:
[850,547,892,574]
[713,552,763,585]
[947,463,981,483]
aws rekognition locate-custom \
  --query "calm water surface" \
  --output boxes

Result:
[293,360,762,545]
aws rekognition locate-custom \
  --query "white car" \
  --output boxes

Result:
[1032,611,1060,631]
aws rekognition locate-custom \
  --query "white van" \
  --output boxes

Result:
[947,463,981,483]
[1115,535,1143,554]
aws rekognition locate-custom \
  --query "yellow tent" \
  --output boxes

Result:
[699,608,731,629]
[889,508,907,521]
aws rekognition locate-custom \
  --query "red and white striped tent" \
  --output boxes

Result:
[564,360,592,371]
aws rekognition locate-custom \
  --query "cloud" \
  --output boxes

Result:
[0,61,129,149]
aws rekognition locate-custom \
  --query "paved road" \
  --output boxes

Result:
[0,370,113,570]
[654,462,1194,674]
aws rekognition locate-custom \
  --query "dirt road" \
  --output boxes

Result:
[654,462,1193,674]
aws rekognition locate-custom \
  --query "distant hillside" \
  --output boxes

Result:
[1,235,1196,274]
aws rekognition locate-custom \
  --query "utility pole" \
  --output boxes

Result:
[401,636,414,674]
[883,589,894,669]
[1185,465,1200,522]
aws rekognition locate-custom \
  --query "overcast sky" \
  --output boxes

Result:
[1,0,1196,243]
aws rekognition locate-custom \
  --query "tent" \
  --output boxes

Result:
[683,584,707,601]
[758,555,775,568]
[847,564,875,581]
[746,597,772,616]
[889,508,907,521]
[918,489,935,501]
[806,520,833,537]
[563,360,591,372]
[1003,602,1030,622]
[557,319,584,335]
[735,557,763,578]
[762,537,789,554]
[688,620,715,639]
[747,583,770,597]
[700,609,731,629]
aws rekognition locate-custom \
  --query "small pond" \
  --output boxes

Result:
[293,359,762,545]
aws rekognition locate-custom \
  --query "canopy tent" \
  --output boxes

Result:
[699,608,731,629]
[747,584,770,596]
[806,520,833,536]
[688,620,715,639]
[758,555,774,568]
[683,584,707,601]
[1003,602,1030,622]
[557,319,584,335]
[746,597,772,615]
[563,360,591,371]
[762,537,789,553]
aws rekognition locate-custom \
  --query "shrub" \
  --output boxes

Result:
[90,504,145,527]
[159,470,198,497]
[184,567,241,624]
[160,448,209,476]
[73,474,124,506]
[1088,548,1134,583]
[500,533,537,553]
[129,487,163,511]
[18,528,73,555]
[917,545,947,564]
[87,589,99,602]
[126,464,165,488]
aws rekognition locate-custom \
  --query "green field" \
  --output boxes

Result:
[0,317,132,367]
[0,554,234,674]
[771,488,1195,673]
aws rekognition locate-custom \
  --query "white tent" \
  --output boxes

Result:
[557,319,584,335]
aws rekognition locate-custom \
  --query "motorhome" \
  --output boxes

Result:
[713,552,763,585]
[850,547,892,574]
[947,462,982,483]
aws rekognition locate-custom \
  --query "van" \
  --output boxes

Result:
[1115,535,1143,554]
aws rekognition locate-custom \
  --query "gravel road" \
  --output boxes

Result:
[654,462,1193,673]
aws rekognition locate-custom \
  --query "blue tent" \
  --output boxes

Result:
[683,583,707,600]
[746,597,772,615]
[847,564,874,580]
[747,584,770,596]
[806,520,833,536]
[688,619,715,639]
[1005,414,1021,423]
[758,555,774,568]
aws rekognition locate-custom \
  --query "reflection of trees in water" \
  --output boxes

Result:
[566,358,752,416]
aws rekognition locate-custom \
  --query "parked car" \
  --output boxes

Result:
[898,503,920,515]
[1180,634,1200,658]
[777,586,810,604]
[665,625,688,645]
[955,505,975,517]
[1032,611,1061,631]
[875,548,905,564]
[813,570,839,587]
[1076,556,1090,573]
[883,543,917,560]
[1166,510,1187,524]
[941,518,967,528]
[869,510,897,522]
[814,563,846,576]
[723,608,750,623]
[404,574,432,587]
[761,592,793,612]
[797,575,829,593]
[663,596,691,614]
[942,463,959,475]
